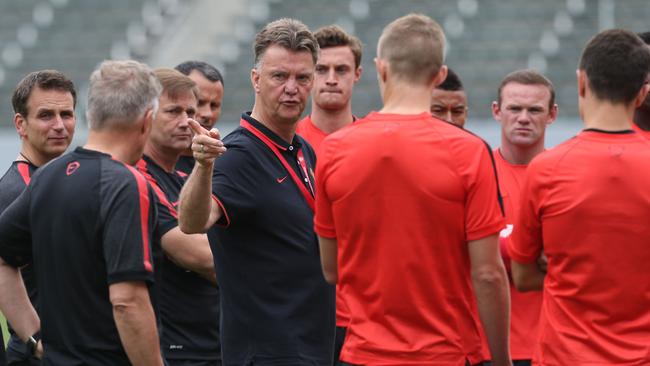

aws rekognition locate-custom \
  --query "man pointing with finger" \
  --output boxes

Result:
[178,18,335,366]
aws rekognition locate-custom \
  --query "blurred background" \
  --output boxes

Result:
[0,0,648,169]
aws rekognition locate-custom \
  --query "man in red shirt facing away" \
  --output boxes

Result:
[633,31,650,138]
[510,29,650,365]
[315,13,511,366]
[491,69,557,366]
[296,25,362,154]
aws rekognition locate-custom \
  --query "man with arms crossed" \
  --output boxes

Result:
[136,68,220,365]
[296,25,362,154]
[0,70,76,366]
[0,60,166,365]
[315,14,511,366]
[174,61,225,175]
[491,69,557,366]
[430,67,468,128]
[510,29,650,365]
[179,18,335,365]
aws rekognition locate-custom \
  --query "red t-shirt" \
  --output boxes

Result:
[510,130,650,365]
[296,115,328,155]
[297,114,352,327]
[493,149,542,361]
[315,112,504,365]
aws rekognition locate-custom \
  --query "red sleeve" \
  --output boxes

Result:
[314,137,337,239]
[462,141,505,241]
[509,160,545,264]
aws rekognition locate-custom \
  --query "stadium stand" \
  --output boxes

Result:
[0,0,648,127]
[0,0,194,126]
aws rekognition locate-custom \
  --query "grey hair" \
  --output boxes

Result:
[253,18,319,70]
[86,60,162,130]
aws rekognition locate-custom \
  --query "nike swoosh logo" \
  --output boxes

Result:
[277,176,288,183]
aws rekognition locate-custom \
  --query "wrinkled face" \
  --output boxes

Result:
[430,89,468,128]
[16,87,75,161]
[149,90,197,155]
[252,45,314,126]
[312,46,360,111]
[493,82,556,148]
[188,70,223,130]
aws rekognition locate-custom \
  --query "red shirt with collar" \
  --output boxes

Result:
[296,115,328,155]
[493,149,542,361]
[297,114,352,328]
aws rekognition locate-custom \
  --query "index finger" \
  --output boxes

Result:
[188,119,209,136]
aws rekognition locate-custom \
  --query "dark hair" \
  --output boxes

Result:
[437,68,463,91]
[579,29,650,104]
[497,69,555,109]
[638,31,650,45]
[12,70,77,116]
[253,18,319,68]
[313,25,363,69]
[175,60,224,86]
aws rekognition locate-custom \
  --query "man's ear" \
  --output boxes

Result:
[142,108,154,135]
[491,101,501,122]
[633,82,650,108]
[432,65,448,88]
[354,65,363,83]
[251,68,261,94]
[374,57,388,84]
[547,103,559,125]
[14,113,27,139]
[576,69,587,98]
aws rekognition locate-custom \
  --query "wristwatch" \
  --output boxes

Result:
[25,332,41,357]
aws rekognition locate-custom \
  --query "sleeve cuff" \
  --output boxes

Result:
[212,194,231,228]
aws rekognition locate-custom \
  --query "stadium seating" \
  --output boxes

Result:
[0,0,648,127]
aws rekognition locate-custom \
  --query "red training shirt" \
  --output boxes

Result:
[315,112,504,365]
[296,115,328,155]
[493,149,542,361]
[510,129,650,365]
[297,114,351,328]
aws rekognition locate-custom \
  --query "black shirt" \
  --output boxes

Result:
[210,113,335,365]
[174,155,195,177]
[0,161,38,318]
[137,154,221,361]
[0,147,168,365]
[0,160,35,366]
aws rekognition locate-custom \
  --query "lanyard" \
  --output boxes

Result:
[240,119,315,212]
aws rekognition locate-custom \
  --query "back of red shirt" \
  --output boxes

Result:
[315,112,504,365]
[510,130,650,365]
[493,149,542,361]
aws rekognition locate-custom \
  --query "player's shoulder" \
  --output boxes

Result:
[0,162,22,187]
[530,136,580,168]
[223,126,257,151]
[295,115,311,133]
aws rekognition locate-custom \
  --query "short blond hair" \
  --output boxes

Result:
[377,14,445,85]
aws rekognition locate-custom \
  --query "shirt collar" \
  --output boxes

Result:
[241,112,303,152]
